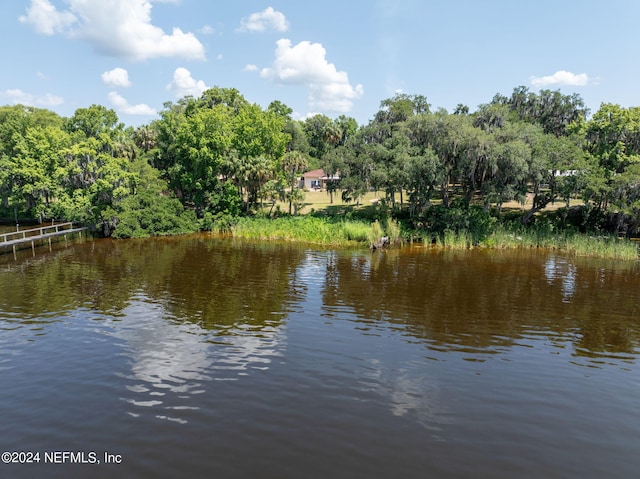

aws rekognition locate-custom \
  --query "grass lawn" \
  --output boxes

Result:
[260,189,399,216]
[259,188,583,217]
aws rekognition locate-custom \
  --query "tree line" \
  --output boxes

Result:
[1,85,640,238]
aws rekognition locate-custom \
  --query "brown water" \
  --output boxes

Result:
[0,235,639,478]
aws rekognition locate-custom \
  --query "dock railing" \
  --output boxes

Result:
[0,222,78,244]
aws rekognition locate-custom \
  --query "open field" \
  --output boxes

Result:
[261,188,584,217]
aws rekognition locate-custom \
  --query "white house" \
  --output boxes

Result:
[299,169,340,190]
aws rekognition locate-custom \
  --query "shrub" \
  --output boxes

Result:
[112,190,198,238]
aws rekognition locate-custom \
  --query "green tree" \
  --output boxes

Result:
[375,93,430,124]
[282,150,308,214]
[493,86,589,137]
[283,120,311,155]
[303,114,335,159]
[191,87,249,114]
[406,146,442,217]
[172,105,233,212]
[260,179,286,217]
[66,104,120,139]
[10,125,71,220]
[267,100,293,120]
[287,187,306,215]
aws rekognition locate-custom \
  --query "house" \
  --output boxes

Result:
[298,169,340,190]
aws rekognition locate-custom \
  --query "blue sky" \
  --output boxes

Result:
[2,0,640,127]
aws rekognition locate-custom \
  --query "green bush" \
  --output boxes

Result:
[418,202,496,245]
[112,190,198,238]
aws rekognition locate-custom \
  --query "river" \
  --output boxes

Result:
[0,234,639,478]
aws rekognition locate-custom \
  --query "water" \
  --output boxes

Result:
[0,235,639,478]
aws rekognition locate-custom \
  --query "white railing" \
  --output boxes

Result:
[0,222,75,243]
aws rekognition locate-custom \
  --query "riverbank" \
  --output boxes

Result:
[230,215,639,261]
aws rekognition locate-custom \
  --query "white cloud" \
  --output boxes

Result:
[243,64,258,72]
[39,93,65,106]
[530,70,589,88]
[310,82,365,113]
[108,91,156,115]
[19,0,77,35]
[19,0,205,62]
[199,24,215,35]
[2,89,63,107]
[260,39,363,113]
[238,7,289,32]
[292,111,320,121]
[102,68,132,88]
[166,67,208,98]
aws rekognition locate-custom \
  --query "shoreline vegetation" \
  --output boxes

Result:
[226,189,638,260]
[229,214,639,261]
[2,86,640,261]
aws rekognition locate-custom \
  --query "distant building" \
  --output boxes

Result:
[298,169,340,190]
[551,170,579,177]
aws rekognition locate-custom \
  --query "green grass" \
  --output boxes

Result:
[440,230,472,249]
[231,215,406,248]
[242,190,639,260]
[232,216,370,246]
[232,213,638,259]
[482,225,638,260]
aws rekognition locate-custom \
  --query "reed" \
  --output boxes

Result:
[367,220,385,246]
[563,234,639,260]
[230,215,638,259]
[231,216,372,246]
[481,225,638,260]
[383,218,403,245]
[440,229,471,249]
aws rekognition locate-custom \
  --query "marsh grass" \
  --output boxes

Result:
[436,229,471,249]
[367,220,385,246]
[232,215,408,248]
[232,208,638,260]
[482,225,638,260]
[563,235,639,260]
[232,216,371,246]
[383,218,403,244]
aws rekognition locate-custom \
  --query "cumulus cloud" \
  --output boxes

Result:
[2,89,63,107]
[238,7,289,32]
[166,67,208,98]
[243,64,259,72]
[108,91,156,115]
[19,0,205,62]
[102,68,132,88]
[19,0,77,35]
[260,39,363,113]
[530,70,589,88]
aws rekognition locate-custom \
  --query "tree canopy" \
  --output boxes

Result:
[2,85,640,238]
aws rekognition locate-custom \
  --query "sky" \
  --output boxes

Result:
[2,0,640,127]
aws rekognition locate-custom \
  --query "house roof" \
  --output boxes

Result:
[301,168,325,178]
[301,168,340,179]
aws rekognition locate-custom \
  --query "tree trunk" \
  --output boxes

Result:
[289,171,295,215]
[442,179,449,208]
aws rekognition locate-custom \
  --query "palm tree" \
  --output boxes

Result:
[322,122,343,148]
[133,126,157,153]
[282,151,308,214]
